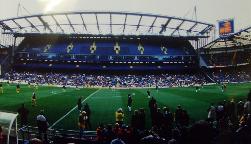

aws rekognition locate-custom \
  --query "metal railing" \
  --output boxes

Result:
[18,125,97,143]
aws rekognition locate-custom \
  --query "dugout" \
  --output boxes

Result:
[0,111,18,144]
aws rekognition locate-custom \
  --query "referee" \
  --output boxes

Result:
[127,94,133,111]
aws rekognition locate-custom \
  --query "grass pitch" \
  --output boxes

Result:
[0,83,250,130]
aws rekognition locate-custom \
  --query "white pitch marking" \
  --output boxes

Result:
[49,89,101,128]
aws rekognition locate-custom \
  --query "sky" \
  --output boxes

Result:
[0,0,250,32]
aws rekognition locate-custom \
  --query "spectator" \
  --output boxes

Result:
[96,124,104,142]
[162,107,174,129]
[83,103,91,129]
[17,103,29,127]
[131,110,140,129]
[168,139,177,144]
[155,108,163,127]
[236,114,251,144]
[208,105,216,121]
[175,105,183,126]
[36,110,49,143]
[110,136,125,144]
[244,91,251,114]
[180,109,190,126]
[149,97,157,125]
[112,123,121,138]
[0,125,3,144]
[228,99,236,121]
[115,108,124,125]
[138,108,146,130]
[216,102,225,121]
[78,111,88,138]
[103,124,115,143]
[237,101,244,119]
[188,120,213,144]
[239,114,249,126]
[140,131,165,144]
[30,138,43,144]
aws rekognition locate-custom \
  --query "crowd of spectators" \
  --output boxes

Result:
[202,50,251,67]
[212,71,251,83]
[96,92,251,144]
[4,70,251,89]
[4,71,207,88]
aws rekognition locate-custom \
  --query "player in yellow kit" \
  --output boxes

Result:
[16,84,21,93]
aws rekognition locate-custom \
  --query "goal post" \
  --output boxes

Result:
[0,111,18,144]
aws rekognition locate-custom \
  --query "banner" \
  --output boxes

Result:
[219,19,234,36]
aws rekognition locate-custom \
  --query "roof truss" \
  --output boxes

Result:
[52,15,64,33]
[38,16,53,32]
[0,11,214,37]
[25,18,39,32]
[171,20,185,36]
[159,18,171,34]
[148,17,157,32]
[203,26,251,49]
[66,15,75,33]
[110,14,112,34]
[80,14,88,32]
[122,14,127,33]
[136,15,143,31]
[95,13,100,33]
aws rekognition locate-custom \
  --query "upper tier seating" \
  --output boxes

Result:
[19,39,196,57]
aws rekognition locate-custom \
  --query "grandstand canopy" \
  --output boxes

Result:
[0,111,18,144]
[0,43,7,48]
[203,26,251,49]
[0,11,214,37]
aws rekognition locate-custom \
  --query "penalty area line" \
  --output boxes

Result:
[49,89,101,129]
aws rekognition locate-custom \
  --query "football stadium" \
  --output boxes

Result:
[0,0,251,144]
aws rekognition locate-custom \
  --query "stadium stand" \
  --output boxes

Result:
[201,47,251,66]
[18,39,193,56]
[13,36,199,72]
[4,71,208,87]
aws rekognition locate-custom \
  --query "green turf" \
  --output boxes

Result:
[0,83,250,130]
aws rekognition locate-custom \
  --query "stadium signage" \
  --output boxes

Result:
[218,19,234,36]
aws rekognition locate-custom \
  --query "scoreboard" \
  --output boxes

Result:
[219,19,234,36]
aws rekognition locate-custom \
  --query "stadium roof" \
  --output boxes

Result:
[203,26,251,49]
[0,11,214,37]
[0,43,6,48]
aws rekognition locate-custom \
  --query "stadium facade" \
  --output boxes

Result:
[0,11,216,74]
